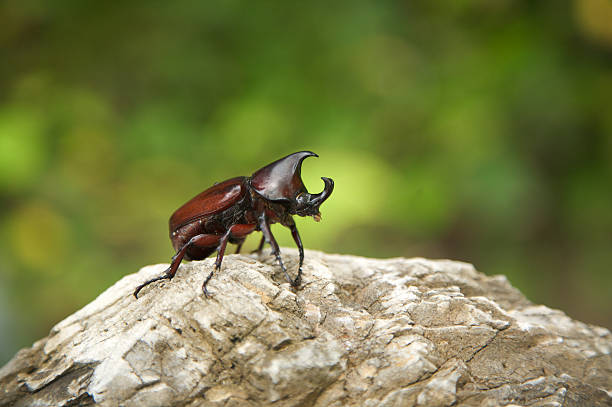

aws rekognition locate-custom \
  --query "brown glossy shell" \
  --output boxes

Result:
[169,177,247,233]
[250,151,316,201]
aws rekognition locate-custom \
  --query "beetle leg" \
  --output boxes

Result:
[259,215,293,286]
[202,230,230,297]
[134,233,219,298]
[251,236,265,254]
[288,222,304,287]
[234,240,245,254]
[203,224,257,297]
[201,269,215,298]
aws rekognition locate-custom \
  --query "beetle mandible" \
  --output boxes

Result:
[134,151,334,298]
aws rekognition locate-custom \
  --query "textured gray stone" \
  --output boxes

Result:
[1,249,611,406]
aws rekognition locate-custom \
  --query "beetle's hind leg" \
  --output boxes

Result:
[134,256,181,299]
[133,234,219,298]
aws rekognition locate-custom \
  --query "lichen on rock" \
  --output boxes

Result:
[1,249,611,406]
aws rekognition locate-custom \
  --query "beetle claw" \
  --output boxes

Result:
[291,267,302,287]
[201,269,215,298]
[133,267,174,299]
[202,285,212,298]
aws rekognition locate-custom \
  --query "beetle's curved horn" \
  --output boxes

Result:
[307,177,334,207]
[251,151,318,201]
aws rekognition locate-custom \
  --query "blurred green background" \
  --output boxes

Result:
[1,0,612,365]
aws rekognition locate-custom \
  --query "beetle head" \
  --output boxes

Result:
[251,151,334,220]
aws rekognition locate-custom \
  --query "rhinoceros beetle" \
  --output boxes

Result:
[134,151,334,298]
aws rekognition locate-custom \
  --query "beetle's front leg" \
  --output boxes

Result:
[259,215,294,286]
[288,220,304,287]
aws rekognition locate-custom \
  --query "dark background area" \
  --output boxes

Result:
[1,0,612,365]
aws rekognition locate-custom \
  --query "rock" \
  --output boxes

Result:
[1,249,611,407]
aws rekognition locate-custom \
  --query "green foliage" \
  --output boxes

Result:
[1,0,611,364]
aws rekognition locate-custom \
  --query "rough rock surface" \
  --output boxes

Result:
[1,249,611,407]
